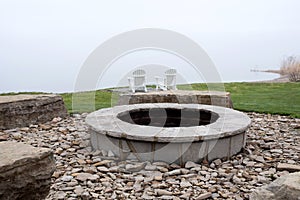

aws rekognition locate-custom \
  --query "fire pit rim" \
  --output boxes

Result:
[86,103,251,143]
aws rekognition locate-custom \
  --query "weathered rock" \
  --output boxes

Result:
[74,173,99,182]
[155,189,173,196]
[141,193,155,199]
[185,161,199,169]
[180,180,192,188]
[195,192,212,200]
[145,163,157,171]
[125,163,146,172]
[277,163,300,172]
[250,172,300,200]
[74,185,84,196]
[158,195,174,199]
[97,166,109,172]
[0,141,55,200]
[61,175,73,182]
[165,169,182,176]
[0,94,68,130]
[0,133,8,141]
[93,160,112,167]
[270,149,283,154]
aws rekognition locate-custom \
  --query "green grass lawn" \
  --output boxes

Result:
[60,90,114,114]
[2,82,299,118]
[189,82,300,118]
[228,82,300,118]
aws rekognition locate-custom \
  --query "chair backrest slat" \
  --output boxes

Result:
[133,69,146,76]
[165,69,176,75]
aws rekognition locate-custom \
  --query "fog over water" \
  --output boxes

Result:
[0,0,299,93]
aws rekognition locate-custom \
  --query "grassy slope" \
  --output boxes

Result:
[228,82,300,118]
[189,82,300,118]
[60,90,113,114]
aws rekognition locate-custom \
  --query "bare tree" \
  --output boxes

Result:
[280,56,300,82]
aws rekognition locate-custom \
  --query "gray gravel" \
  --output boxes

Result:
[0,112,299,199]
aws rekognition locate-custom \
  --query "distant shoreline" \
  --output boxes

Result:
[258,75,290,83]
[0,73,292,95]
[251,69,290,83]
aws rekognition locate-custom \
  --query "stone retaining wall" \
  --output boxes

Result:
[0,94,68,130]
[117,90,233,108]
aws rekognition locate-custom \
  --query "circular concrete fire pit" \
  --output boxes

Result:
[86,103,251,165]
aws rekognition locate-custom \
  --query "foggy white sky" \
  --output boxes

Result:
[0,0,300,93]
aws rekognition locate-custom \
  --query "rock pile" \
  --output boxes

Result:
[0,112,299,199]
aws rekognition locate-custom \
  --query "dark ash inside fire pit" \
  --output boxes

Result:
[117,108,219,127]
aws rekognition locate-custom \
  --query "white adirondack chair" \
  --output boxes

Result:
[155,69,177,91]
[128,69,147,93]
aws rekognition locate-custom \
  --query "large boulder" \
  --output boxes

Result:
[0,141,55,200]
[0,94,68,130]
[250,171,300,200]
